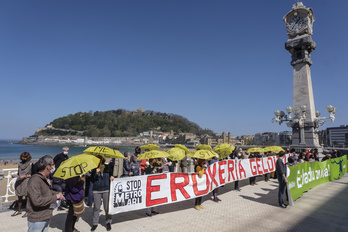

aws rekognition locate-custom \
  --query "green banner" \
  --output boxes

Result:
[287,156,348,201]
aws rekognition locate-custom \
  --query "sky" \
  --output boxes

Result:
[0,0,347,140]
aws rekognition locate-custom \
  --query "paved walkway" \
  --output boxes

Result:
[1,174,348,232]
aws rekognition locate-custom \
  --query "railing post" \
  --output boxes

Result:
[0,169,4,210]
[1,168,17,206]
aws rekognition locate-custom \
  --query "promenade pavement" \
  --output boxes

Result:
[1,174,348,232]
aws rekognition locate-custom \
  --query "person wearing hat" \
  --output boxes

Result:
[209,155,221,202]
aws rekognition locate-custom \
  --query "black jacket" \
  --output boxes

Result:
[53,153,69,170]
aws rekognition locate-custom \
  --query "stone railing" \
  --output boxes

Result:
[0,168,17,204]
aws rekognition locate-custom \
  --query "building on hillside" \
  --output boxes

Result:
[131,105,144,115]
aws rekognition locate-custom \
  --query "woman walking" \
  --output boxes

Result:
[12,152,32,217]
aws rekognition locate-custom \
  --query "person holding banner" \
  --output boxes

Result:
[209,155,221,202]
[144,159,160,217]
[90,156,113,231]
[276,151,288,208]
[232,148,242,191]
[194,158,207,210]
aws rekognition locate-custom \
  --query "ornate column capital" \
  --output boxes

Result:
[285,35,316,66]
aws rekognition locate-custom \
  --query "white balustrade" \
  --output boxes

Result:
[1,168,18,202]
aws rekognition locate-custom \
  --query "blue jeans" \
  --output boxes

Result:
[28,220,50,232]
[278,178,287,205]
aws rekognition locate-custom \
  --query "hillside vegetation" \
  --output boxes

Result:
[37,109,214,137]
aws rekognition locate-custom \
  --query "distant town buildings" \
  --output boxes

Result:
[254,131,292,146]
[325,125,348,147]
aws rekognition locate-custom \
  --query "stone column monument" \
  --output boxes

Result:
[283,2,320,150]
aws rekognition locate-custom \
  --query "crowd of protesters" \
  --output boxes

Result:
[8,145,346,231]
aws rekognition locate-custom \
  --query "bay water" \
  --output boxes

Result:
[0,140,134,162]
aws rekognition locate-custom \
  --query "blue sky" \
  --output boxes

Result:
[0,1,347,140]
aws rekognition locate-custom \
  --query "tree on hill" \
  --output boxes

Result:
[36,109,214,137]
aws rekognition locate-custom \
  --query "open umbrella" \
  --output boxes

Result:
[263,146,285,153]
[53,154,100,180]
[214,143,235,151]
[188,150,218,159]
[213,143,235,159]
[246,147,264,153]
[84,146,125,159]
[213,147,233,159]
[136,150,169,160]
[167,148,186,161]
[195,144,212,150]
[140,144,160,151]
[174,144,190,154]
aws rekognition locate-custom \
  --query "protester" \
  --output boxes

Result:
[331,149,338,158]
[122,152,132,177]
[52,147,69,191]
[52,147,69,209]
[322,154,332,162]
[155,158,164,173]
[287,157,295,166]
[308,154,316,162]
[144,159,160,216]
[232,148,242,191]
[91,156,113,231]
[12,152,32,217]
[131,146,141,164]
[298,154,305,163]
[65,176,85,232]
[249,153,257,186]
[110,147,123,178]
[27,155,64,232]
[140,159,147,175]
[160,157,169,172]
[209,155,221,202]
[180,156,188,173]
[276,151,287,208]
[264,152,270,182]
[194,158,207,210]
[167,157,175,172]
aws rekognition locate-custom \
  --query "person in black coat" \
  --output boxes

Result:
[276,151,287,208]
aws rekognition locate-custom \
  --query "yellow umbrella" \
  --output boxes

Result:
[214,143,235,151]
[174,144,190,154]
[136,150,169,160]
[213,147,233,159]
[195,144,212,150]
[246,147,264,153]
[263,146,285,153]
[53,154,100,180]
[84,146,125,158]
[167,148,186,161]
[188,149,218,159]
[140,144,160,151]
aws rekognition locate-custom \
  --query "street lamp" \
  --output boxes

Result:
[272,105,337,127]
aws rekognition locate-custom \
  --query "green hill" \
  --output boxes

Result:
[37,109,214,137]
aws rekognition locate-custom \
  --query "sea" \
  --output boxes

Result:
[0,140,134,163]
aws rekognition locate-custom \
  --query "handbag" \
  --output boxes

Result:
[69,193,85,217]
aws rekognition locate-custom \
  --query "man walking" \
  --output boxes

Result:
[276,151,287,208]
[27,155,64,232]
